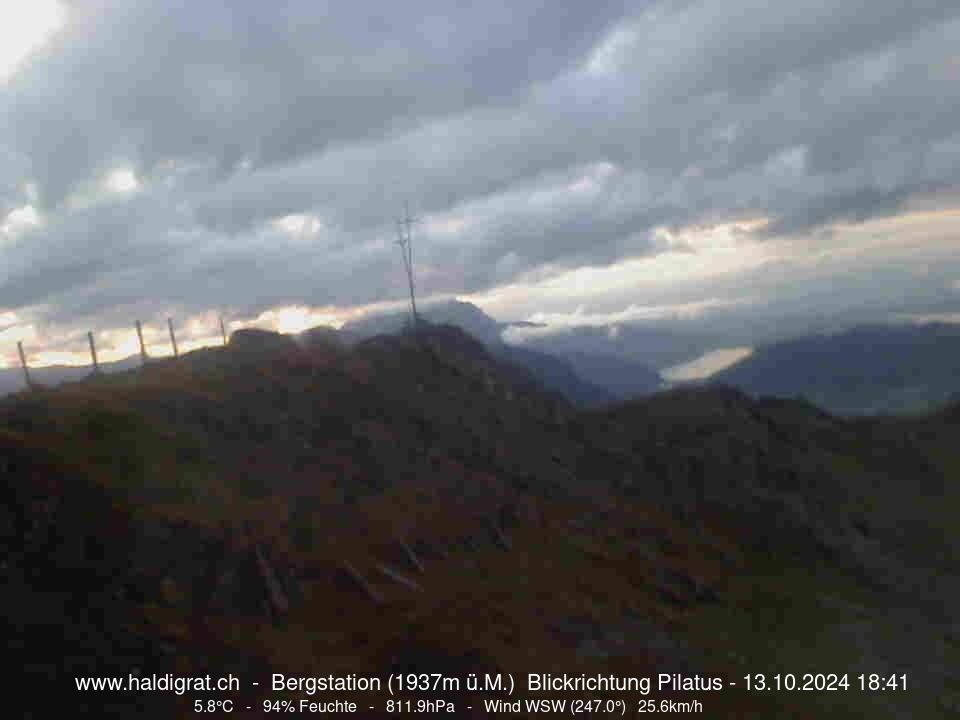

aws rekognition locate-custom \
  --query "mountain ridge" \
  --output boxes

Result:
[3,325,958,716]
[713,322,960,415]
[340,300,660,405]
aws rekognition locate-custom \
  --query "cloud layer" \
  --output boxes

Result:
[1,0,959,361]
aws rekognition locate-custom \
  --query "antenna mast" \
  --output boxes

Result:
[395,202,420,331]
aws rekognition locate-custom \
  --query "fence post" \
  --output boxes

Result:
[88,331,100,374]
[135,320,148,365]
[167,318,179,358]
[17,341,33,390]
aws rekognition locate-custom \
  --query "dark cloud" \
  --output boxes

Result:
[763,187,910,237]
[0,0,959,342]
[3,0,630,205]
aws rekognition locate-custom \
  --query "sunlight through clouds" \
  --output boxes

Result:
[1,205,42,237]
[0,1,958,367]
[244,305,349,334]
[0,0,65,81]
[104,168,141,194]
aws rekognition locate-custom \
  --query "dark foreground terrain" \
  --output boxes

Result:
[3,325,958,717]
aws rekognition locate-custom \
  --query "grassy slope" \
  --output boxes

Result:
[3,331,958,717]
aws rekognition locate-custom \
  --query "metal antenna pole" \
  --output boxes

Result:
[167,318,179,358]
[396,202,420,330]
[135,320,148,365]
[17,341,33,389]
[88,332,101,374]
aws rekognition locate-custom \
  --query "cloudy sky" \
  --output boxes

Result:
[1,0,959,367]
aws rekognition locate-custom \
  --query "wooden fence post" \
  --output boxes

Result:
[167,317,179,358]
[87,332,100,374]
[17,341,33,390]
[135,320,148,365]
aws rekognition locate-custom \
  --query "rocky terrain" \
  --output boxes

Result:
[3,324,958,717]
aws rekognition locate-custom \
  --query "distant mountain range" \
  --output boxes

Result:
[0,354,142,397]
[0,302,662,409]
[502,320,729,371]
[713,323,960,415]
[341,300,662,406]
[9,307,959,417]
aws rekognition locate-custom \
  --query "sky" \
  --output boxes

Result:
[0,0,959,368]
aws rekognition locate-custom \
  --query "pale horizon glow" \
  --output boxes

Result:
[662,346,754,382]
[894,313,960,325]
[467,206,960,334]
[2,203,960,371]
[244,304,348,334]
[0,300,413,370]
[465,217,773,321]
[501,297,745,345]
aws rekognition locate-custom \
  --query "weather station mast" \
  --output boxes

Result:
[395,202,420,332]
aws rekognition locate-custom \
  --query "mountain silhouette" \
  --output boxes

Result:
[713,323,960,415]
[341,300,660,405]
[3,323,957,716]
